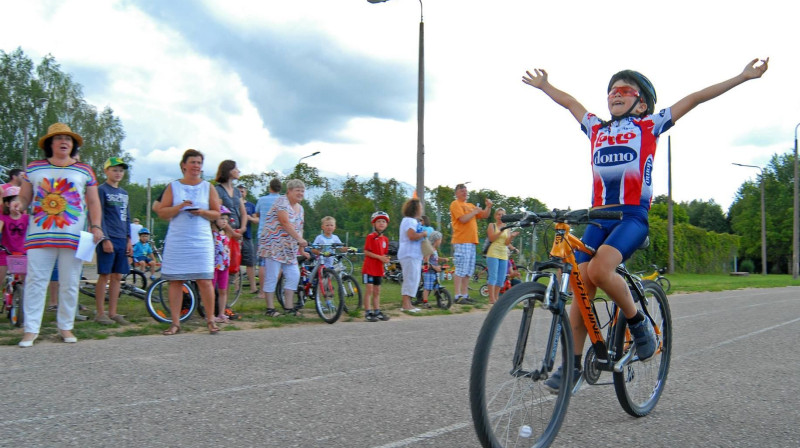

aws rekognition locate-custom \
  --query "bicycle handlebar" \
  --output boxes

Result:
[500,208,623,228]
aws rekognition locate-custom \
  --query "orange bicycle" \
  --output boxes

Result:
[470,209,672,447]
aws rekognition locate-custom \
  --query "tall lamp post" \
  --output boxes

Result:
[367,0,425,206]
[733,163,767,275]
[297,151,320,166]
[794,123,799,279]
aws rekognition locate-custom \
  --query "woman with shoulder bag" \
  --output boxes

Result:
[485,207,518,304]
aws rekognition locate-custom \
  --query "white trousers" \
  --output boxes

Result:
[262,259,300,293]
[23,248,83,333]
[399,257,422,296]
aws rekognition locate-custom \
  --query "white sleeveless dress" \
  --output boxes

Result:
[161,180,214,280]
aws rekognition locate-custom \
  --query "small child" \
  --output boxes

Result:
[362,211,391,322]
[132,228,158,280]
[311,216,344,268]
[0,186,29,282]
[212,206,234,323]
[94,158,133,326]
[421,231,444,308]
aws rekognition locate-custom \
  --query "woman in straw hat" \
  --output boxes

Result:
[152,148,222,335]
[10,123,104,347]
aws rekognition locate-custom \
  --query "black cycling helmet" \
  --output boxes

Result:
[608,70,657,117]
[371,211,390,224]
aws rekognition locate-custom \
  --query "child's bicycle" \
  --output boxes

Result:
[412,262,453,310]
[635,264,671,292]
[275,246,345,324]
[1,245,25,327]
[145,278,202,323]
[469,209,672,448]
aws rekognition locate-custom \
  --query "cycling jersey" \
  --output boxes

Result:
[581,109,673,209]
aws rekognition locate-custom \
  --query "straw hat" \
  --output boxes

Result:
[37,123,84,149]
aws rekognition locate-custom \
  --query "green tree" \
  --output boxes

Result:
[0,48,127,171]
[683,199,729,233]
[729,152,796,273]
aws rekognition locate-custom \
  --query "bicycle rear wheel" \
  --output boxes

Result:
[341,274,362,313]
[657,276,671,293]
[468,263,488,290]
[226,269,244,308]
[470,283,573,448]
[314,268,343,324]
[612,280,672,417]
[145,279,197,324]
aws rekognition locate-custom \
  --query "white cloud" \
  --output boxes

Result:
[2,0,796,212]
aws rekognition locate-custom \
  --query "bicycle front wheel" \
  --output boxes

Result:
[145,279,197,324]
[314,268,343,324]
[612,280,672,417]
[470,282,573,448]
[123,269,148,291]
[336,257,354,276]
[435,287,452,310]
[10,286,23,327]
[227,269,244,308]
[341,274,362,313]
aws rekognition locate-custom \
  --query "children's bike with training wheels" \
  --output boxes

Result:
[469,208,672,448]
[1,245,25,327]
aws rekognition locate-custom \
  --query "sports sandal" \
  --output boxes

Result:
[265,308,282,317]
[162,325,181,336]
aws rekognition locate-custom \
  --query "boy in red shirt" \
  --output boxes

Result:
[362,211,391,322]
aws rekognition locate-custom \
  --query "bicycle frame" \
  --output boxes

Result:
[510,210,661,371]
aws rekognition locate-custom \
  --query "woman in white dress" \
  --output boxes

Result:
[153,149,222,335]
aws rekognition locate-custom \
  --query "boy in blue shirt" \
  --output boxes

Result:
[133,228,158,280]
[95,157,133,325]
[311,216,344,268]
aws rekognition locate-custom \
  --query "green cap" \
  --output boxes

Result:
[104,157,128,170]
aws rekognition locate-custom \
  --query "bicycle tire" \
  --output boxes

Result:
[612,280,672,417]
[145,279,197,324]
[468,263,488,290]
[435,287,452,310]
[470,282,574,448]
[121,269,148,300]
[123,269,148,291]
[336,257,354,276]
[479,284,489,298]
[226,269,244,308]
[314,267,343,324]
[657,276,671,293]
[341,274,362,313]
[275,275,307,311]
[10,285,23,327]
[78,278,96,299]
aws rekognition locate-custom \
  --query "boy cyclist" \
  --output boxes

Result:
[522,57,768,391]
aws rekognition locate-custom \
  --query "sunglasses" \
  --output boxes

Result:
[608,86,640,98]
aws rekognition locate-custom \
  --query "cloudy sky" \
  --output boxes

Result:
[2,0,797,211]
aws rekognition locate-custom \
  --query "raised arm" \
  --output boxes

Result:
[522,68,588,123]
[670,58,769,123]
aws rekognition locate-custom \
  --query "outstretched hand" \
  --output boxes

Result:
[742,57,769,80]
[522,68,548,89]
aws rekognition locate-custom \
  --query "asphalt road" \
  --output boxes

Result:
[1,287,798,448]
